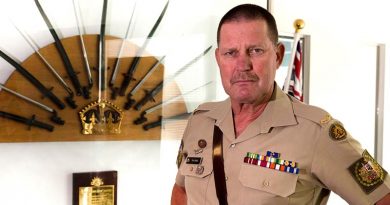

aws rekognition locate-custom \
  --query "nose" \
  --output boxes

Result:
[236,53,252,72]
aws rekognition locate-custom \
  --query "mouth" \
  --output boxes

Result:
[231,79,256,84]
[230,72,259,84]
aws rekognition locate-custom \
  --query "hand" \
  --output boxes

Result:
[171,183,187,205]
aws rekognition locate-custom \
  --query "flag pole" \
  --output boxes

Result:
[283,19,305,93]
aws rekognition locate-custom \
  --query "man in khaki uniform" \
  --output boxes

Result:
[171,4,390,205]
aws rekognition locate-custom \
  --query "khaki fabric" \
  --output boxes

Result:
[175,85,390,205]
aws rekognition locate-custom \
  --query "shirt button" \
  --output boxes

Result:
[225,176,228,181]
[263,181,270,187]
[189,167,193,171]
[230,143,236,148]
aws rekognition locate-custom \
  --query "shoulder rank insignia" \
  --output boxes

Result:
[329,122,347,141]
[348,150,387,193]
[320,114,332,125]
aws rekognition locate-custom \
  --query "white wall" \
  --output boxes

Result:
[0,0,389,204]
[273,0,390,203]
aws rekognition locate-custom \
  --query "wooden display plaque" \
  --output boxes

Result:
[0,35,187,142]
[73,170,117,205]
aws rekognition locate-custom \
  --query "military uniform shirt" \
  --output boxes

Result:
[175,85,390,205]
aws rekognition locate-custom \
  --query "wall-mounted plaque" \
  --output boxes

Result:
[73,170,117,205]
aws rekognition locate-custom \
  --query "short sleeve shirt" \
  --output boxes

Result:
[175,86,390,205]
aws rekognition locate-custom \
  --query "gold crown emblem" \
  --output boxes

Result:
[79,100,124,135]
[90,177,104,187]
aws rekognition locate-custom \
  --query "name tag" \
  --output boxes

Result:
[186,157,203,164]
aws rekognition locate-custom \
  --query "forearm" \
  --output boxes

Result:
[376,193,390,205]
[171,183,187,205]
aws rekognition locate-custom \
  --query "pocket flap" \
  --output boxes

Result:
[239,164,298,197]
[179,155,213,178]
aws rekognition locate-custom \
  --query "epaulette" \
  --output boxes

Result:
[192,102,218,115]
[290,99,331,127]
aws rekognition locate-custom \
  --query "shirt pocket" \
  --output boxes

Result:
[179,155,214,205]
[239,163,298,197]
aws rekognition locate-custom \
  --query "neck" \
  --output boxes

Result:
[231,100,269,138]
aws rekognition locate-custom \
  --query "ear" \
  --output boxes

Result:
[215,47,221,67]
[275,43,285,69]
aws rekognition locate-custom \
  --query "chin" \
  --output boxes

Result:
[234,95,257,104]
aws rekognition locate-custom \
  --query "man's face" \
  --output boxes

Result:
[215,19,284,105]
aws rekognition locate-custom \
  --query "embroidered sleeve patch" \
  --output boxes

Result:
[348,150,387,194]
[329,122,347,141]
[176,140,184,169]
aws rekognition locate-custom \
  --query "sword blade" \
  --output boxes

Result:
[98,0,108,101]
[73,0,93,88]
[109,1,137,87]
[0,83,65,125]
[166,46,212,84]
[34,0,85,98]
[0,83,53,113]
[131,55,165,95]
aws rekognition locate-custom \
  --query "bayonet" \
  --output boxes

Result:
[124,55,165,110]
[133,45,212,111]
[109,1,137,99]
[142,116,161,130]
[134,81,212,124]
[117,1,169,97]
[0,49,65,110]
[0,110,54,132]
[142,112,192,131]
[34,0,87,98]
[73,0,93,98]
[133,81,163,111]
[12,23,77,108]
[0,83,64,125]
[98,0,108,100]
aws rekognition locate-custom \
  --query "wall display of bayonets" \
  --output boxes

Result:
[0,0,213,137]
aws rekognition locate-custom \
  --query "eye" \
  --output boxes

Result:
[249,48,264,56]
[223,50,236,57]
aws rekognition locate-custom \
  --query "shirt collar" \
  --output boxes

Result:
[251,84,298,134]
[198,84,298,139]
